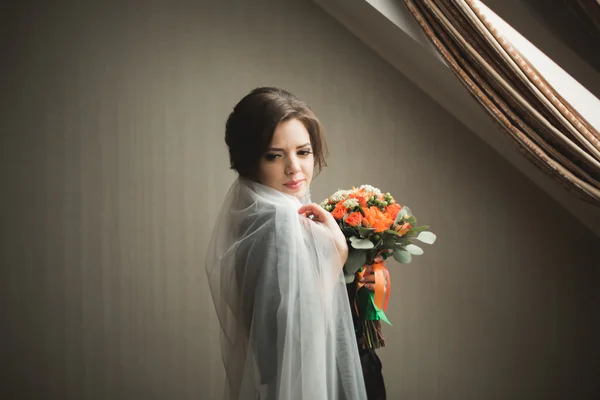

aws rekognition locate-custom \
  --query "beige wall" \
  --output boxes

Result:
[2,0,599,399]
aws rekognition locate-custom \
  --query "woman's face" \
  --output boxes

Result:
[257,118,314,200]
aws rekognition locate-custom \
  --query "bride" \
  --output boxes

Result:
[206,87,367,399]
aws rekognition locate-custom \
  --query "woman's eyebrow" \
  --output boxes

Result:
[267,142,311,152]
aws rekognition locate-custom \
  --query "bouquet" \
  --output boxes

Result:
[320,185,436,348]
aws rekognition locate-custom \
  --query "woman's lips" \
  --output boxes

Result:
[284,180,304,190]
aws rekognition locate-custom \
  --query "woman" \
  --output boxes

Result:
[206,87,367,399]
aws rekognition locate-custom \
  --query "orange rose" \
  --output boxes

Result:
[361,217,370,228]
[331,203,348,220]
[362,206,378,225]
[396,222,411,236]
[385,203,402,221]
[363,206,393,233]
[345,212,362,227]
[372,220,388,233]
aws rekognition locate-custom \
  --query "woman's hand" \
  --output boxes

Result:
[360,251,390,293]
[298,203,348,266]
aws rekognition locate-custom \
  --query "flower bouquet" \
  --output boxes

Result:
[321,185,436,348]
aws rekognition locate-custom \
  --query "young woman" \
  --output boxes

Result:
[206,87,367,399]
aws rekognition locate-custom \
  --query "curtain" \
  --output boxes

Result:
[403,0,600,205]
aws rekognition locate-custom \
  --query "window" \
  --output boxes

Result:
[478,1,600,131]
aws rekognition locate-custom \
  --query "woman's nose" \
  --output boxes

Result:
[285,156,301,175]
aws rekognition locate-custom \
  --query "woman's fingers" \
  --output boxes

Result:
[373,250,391,263]
[359,270,375,283]
[361,266,389,293]
[297,204,311,215]
[298,203,318,217]
[298,203,332,224]
[298,203,348,265]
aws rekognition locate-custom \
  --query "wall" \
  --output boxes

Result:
[1,0,599,398]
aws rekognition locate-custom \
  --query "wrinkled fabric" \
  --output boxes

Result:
[206,179,367,400]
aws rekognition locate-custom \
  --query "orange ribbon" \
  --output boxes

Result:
[372,262,390,312]
[354,262,391,314]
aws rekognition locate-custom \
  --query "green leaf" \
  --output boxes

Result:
[340,225,357,237]
[343,249,367,276]
[350,236,375,249]
[394,238,412,247]
[384,229,399,236]
[382,236,397,250]
[395,208,413,226]
[393,248,412,264]
[405,244,424,255]
[357,226,376,238]
[416,231,436,244]
[407,225,429,235]
[404,216,417,226]
[394,209,406,224]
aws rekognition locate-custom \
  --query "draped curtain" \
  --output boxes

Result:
[403,0,600,205]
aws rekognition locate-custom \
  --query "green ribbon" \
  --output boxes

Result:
[356,286,392,326]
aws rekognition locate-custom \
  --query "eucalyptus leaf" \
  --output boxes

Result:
[394,209,406,224]
[393,248,412,264]
[395,207,413,226]
[350,236,375,249]
[343,249,367,276]
[416,231,437,244]
[405,244,424,255]
[394,238,412,247]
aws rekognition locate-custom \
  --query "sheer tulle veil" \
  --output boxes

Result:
[206,179,367,399]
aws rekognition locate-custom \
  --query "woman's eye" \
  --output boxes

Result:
[298,150,313,156]
[264,153,281,161]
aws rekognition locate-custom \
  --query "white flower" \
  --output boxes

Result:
[320,199,329,207]
[329,190,351,203]
[343,198,360,209]
[358,184,381,195]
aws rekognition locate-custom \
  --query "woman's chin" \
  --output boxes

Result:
[294,191,306,200]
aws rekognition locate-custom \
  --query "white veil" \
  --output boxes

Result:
[206,179,367,400]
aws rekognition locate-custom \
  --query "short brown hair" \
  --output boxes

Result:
[225,87,328,180]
